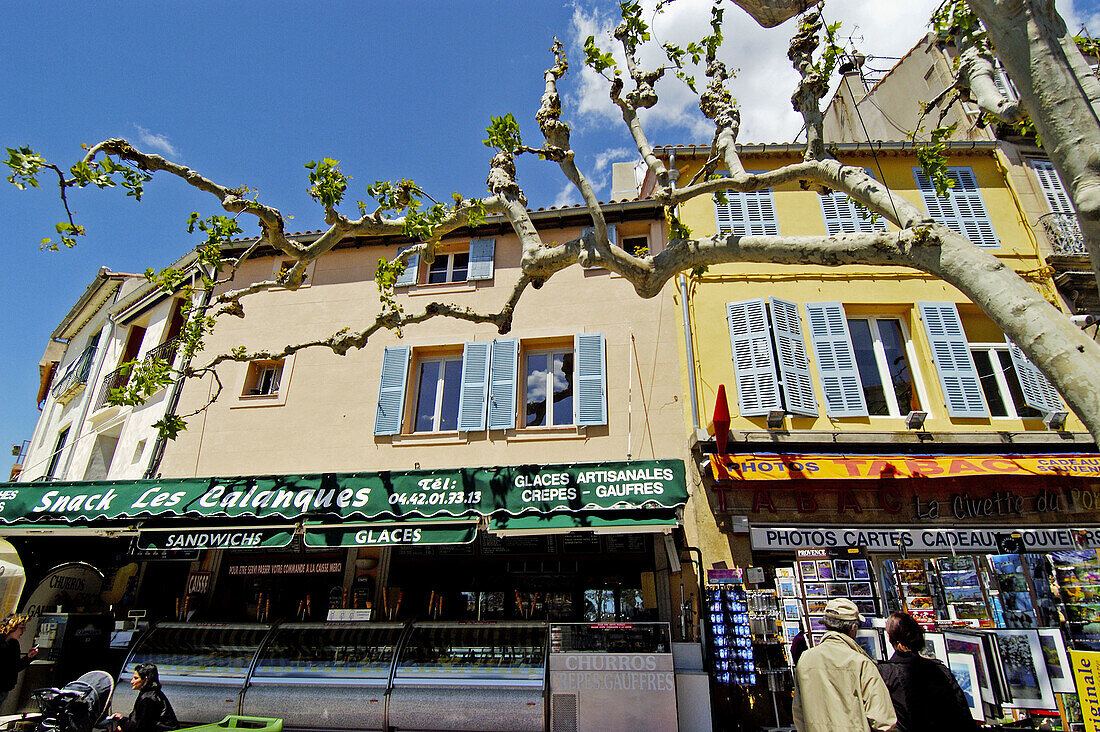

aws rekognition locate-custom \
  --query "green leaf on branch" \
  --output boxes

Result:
[154,414,187,441]
[915,124,958,198]
[583,36,619,75]
[483,113,523,154]
[305,158,349,209]
[4,146,46,189]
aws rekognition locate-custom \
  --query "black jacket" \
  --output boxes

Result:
[115,688,179,732]
[1,638,32,692]
[877,650,979,732]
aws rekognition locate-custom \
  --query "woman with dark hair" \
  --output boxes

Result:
[877,611,977,731]
[107,664,178,732]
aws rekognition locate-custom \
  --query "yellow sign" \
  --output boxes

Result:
[1072,650,1100,732]
[711,453,1100,482]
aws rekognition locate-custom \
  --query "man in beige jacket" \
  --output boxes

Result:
[792,598,896,732]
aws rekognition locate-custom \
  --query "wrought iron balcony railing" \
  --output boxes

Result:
[93,337,180,411]
[49,343,97,403]
[1039,212,1086,256]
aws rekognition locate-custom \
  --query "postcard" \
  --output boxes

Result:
[817,560,834,581]
[851,559,871,580]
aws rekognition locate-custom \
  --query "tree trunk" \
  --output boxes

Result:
[967,0,1100,292]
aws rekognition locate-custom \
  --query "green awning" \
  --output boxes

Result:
[0,460,686,525]
[489,509,680,535]
[303,521,478,548]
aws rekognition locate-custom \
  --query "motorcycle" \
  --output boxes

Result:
[0,671,114,732]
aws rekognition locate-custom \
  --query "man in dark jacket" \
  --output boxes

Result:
[1,614,39,709]
[878,611,977,731]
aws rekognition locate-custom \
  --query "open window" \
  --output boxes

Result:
[239,358,290,405]
[395,239,495,287]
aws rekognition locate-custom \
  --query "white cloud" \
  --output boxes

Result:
[134,126,180,158]
[566,0,1088,144]
[592,147,634,175]
[553,181,581,208]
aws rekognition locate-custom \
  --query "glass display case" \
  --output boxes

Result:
[251,622,403,680]
[124,623,271,678]
[394,622,547,683]
[388,622,547,732]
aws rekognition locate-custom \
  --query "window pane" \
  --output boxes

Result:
[439,359,463,430]
[848,319,888,415]
[877,320,920,413]
[427,257,449,284]
[973,349,1008,417]
[997,350,1043,418]
[552,352,574,425]
[525,354,549,427]
[451,252,469,282]
[415,361,441,432]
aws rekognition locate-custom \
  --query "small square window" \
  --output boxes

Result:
[426,252,469,284]
[244,359,284,397]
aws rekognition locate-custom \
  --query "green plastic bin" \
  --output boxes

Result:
[179,716,283,732]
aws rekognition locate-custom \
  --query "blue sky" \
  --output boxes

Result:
[2,0,1098,466]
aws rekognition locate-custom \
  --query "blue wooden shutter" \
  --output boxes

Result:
[468,238,496,280]
[374,346,410,435]
[1031,160,1074,215]
[819,169,886,235]
[1004,336,1063,414]
[913,166,999,248]
[917,302,989,417]
[575,332,607,426]
[488,338,518,430]
[581,225,617,269]
[805,302,868,417]
[714,172,779,236]
[457,341,491,432]
[769,298,817,416]
[727,299,782,416]
[394,245,419,287]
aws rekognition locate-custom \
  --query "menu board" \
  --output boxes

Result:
[479,534,556,556]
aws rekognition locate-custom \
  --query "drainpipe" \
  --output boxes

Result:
[670,152,701,434]
[144,265,215,479]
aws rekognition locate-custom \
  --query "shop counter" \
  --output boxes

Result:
[114,623,272,725]
[386,622,547,732]
[241,622,403,731]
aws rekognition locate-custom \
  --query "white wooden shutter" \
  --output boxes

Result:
[581,225,617,270]
[913,167,999,248]
[468,238,496,280]
[1031,160,1074,215]
[1004,336,1064,414]
[374,346,410,435]
[714,175,779,236]
[457,342,491,432]
[805,302,868,417]
[394,245,419,287]
[769,298,817,416]
[819,169,886,235]
[575,333,607,426]
[727,299,782,416]
[918,302,989,417]
[488,338,519,430]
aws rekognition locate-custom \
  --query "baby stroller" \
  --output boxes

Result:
[29,670,114,732]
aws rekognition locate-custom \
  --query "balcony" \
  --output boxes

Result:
[50,343,97,405]
[1039,213,1086,256]
[93,337,180,412]
[9,439,29,481]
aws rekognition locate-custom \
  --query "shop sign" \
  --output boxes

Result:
[712,453,1100,481]
[303,522,477,547]
[750,525,1100,553]
[1073,650,1100,732]
[137,528,294,551]
[0,459,687,524]
[227,561,343,576]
